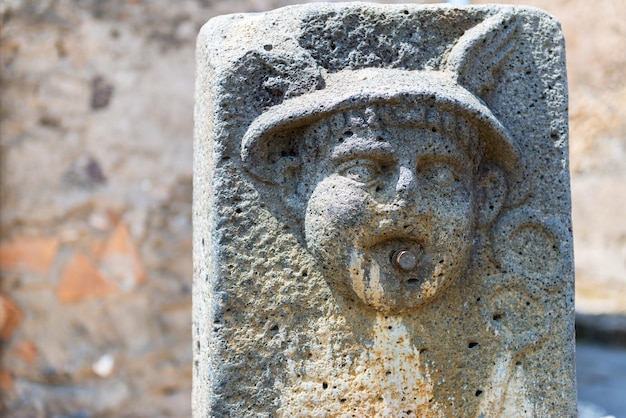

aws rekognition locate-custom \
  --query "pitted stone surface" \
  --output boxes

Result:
[193,4,576,417]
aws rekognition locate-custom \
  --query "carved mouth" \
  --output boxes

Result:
[367,237,426,285]
[391,249,418,272]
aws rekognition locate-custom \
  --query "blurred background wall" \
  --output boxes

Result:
[1,0,624,416]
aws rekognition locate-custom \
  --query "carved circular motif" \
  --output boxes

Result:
[490,207,570,292]
[479,274,553,353]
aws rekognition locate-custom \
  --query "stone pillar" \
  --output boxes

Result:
[193,4,576,417]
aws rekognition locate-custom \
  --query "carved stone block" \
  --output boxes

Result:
[193,4,576,417]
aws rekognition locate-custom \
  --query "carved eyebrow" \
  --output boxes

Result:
[417,151,473,174]
[330,138,396,162]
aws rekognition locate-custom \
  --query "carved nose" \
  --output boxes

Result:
[388,165,428,218]
[378,165,426,219]
[395,166,417,199]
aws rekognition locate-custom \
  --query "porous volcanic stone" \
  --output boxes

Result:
[193,4,576,417]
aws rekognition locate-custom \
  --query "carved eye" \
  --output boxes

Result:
[338,159,381,185]
[420,163,458,188]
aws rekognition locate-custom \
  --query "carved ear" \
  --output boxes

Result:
[277,159,308,220]
[445,10,519,98]
[243,121,328,221]
[242,137,309,220]
[476,164,507,229]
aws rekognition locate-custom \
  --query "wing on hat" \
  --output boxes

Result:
[445,9,520,99]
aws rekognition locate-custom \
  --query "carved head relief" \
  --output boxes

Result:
[302,104,479,313]
[241,12,527,314]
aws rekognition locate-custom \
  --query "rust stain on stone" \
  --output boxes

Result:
[363,315,440,417]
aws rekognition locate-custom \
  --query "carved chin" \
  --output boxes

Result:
[346,248,446,314]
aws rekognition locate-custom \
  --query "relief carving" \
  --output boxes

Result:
[194,4,575,416]
[241,11,526,314]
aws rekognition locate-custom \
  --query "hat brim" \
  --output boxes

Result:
[241,68,526,207]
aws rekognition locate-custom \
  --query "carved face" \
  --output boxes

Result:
[303,116,477,314]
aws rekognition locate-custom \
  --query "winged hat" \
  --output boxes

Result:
[241,11,527,207]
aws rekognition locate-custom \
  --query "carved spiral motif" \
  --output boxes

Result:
[479,274,553,354]
[490,207,570,292]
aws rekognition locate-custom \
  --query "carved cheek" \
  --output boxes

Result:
[427,190,475,252]
[304,176,376,257]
